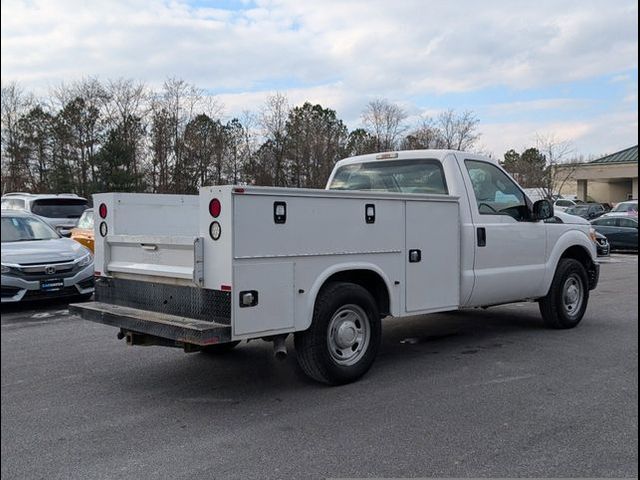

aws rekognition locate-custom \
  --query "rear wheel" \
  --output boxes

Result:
[201,340,241,354]
[539,258,589,329]
[295,282,381,385]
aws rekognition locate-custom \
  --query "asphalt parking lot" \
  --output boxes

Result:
[1,254,638,479]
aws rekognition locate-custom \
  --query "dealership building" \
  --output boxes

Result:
[558,145,638,204]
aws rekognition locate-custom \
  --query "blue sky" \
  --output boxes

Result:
[1,0,637,158]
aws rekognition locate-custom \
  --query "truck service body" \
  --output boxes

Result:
[72,150,599,384]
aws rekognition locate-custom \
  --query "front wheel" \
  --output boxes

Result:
[295,282,381,385]
[539,258,589,329]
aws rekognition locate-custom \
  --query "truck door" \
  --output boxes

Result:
[460,158,547,306]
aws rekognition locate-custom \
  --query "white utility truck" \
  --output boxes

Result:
[71,150,600,385]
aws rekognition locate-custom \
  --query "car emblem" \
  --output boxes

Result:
[45,266,57,275]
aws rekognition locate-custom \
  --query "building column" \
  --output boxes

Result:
[633,178,638,200]
[577,179,588,202]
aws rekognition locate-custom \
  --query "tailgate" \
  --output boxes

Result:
[103,235,204,286]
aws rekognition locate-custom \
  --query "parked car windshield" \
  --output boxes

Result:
[329,159,448,194]
[76,209,94,229]
[612,201,638,213]
[1,216,60,242]
[567,206,589,216]
[31,199,88,218]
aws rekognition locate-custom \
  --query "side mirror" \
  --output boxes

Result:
[532,199,554,221]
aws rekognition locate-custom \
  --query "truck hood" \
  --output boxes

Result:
[1,238,89,266]
[554,211,590,225]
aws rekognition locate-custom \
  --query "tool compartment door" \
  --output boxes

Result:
[405,200,460,313]
[233,262,295,337]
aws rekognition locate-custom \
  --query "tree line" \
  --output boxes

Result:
[1,78,482,196]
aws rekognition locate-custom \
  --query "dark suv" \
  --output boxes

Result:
[1,193,89,236]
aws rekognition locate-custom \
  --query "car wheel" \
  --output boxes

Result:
[539,258,589,329]
[295,282,381,385]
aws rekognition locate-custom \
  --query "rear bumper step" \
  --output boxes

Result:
[70,301,231,346]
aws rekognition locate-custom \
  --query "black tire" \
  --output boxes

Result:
[539,258,589,329]
[295,282,381,385]
[201,340,241,354]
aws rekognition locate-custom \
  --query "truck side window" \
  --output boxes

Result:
[465,160,528,221]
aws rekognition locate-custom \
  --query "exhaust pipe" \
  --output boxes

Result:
[273,335,288,360]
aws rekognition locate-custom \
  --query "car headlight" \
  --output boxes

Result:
[589,227,597,244]
[76,253,93,268]
[1,264,10,274]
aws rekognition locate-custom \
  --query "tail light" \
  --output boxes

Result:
[98,203,107,219]
[209,198,221,218]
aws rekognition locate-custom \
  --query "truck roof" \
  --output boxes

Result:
[333,149,498,169]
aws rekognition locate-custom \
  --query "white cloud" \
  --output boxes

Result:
[486,99,592,116]
[0,0,638,155]
[2,0,637,93]
[480,110,638,158]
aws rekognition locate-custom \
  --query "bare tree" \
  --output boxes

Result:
[361,99,407,151]
[1,82,33,193]
[401,115,443,150]
[103,79,148,125]
[535,133,579,198]
[259,93,290,186]
[148,99,173,193]
[437,109,480,151]
[151,78,205,192]
[101,79,149,190]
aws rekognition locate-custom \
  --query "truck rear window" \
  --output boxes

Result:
[31,199,88,218]
[328,159,448,194]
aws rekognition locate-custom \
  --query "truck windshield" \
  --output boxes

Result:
[328,159,448,194]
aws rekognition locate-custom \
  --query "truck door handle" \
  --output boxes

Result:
[477,228,486,247]
[408,249,421,263]
[140,244,158,251]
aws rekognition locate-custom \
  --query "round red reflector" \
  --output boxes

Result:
[209,198,221,218]
[99,203,107,219]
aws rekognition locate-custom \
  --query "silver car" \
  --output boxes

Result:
[1,210,94,303]
[1,192,89,236]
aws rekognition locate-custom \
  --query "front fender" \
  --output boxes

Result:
[542,229,597,296]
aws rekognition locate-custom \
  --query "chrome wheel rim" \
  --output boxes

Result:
[327,304,370,366]
[562,273,584,317]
